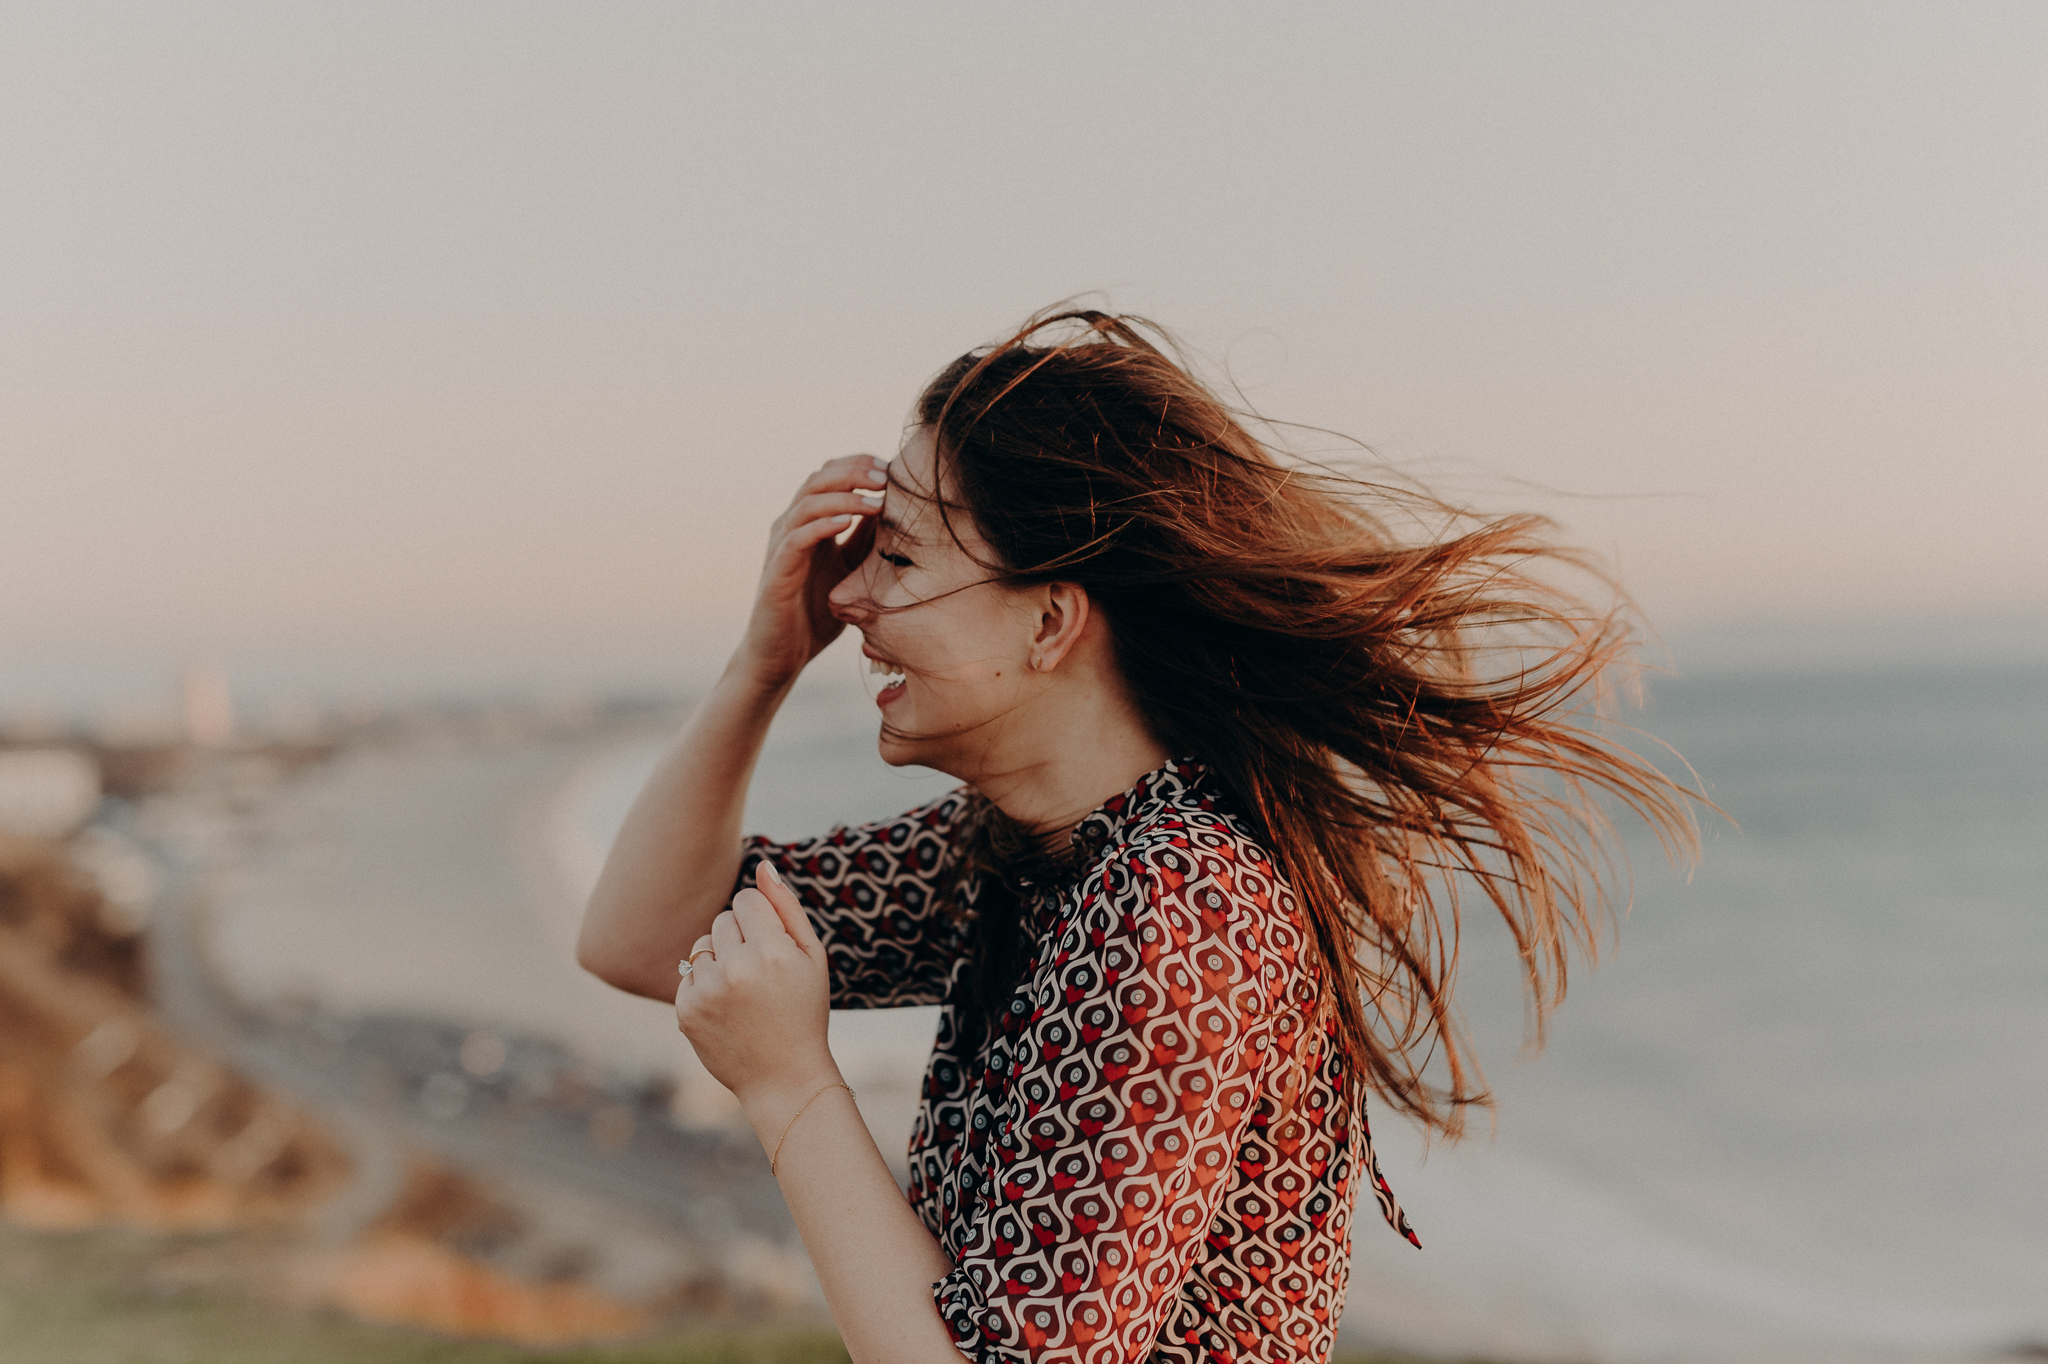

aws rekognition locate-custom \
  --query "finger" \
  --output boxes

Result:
[781,512,866,556]
[797,454,891,498]
[782,491,883,532]
[676,935,717,1022]
[711,906,746,958]
[797,454,882,493]
[759,513,866,599]
[824,513,877,581]
[755,860,824,954]
[679,934,714,984]
[769,497,872,561]
[731,888,788,946]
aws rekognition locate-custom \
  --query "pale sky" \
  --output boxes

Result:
[4,2,2044,708]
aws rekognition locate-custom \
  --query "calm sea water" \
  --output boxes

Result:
[1347,661,2048,1358]
[569,659,2048,1359]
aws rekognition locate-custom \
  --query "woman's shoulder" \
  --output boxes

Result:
[839,784,977,843]
[763,784,974,850]
[742,784,977,891]
[1100,761,1283,883]
[1088,768,1316,1013]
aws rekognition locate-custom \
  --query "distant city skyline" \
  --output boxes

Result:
[6,3,2044,713]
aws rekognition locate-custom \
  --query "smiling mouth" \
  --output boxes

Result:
[866,654,907,692]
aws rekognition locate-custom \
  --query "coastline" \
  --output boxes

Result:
[108,657,2048,1362]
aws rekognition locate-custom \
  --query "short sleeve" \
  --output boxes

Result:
[931,838,1278,1362]
[735,787,973,1009]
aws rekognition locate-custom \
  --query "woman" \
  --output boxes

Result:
[577,311,1694,1363]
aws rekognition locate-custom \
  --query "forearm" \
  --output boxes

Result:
[576,654,791,1000]
[743,1075,963,1364]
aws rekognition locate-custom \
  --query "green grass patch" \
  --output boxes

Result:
[0,1223,847,1364]
[0,1282,851,1364]
[0,1222,1447,1364]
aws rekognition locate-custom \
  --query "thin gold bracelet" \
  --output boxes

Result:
[770,1081,854,1177]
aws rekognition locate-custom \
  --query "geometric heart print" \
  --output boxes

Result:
[739,758,1417,1363]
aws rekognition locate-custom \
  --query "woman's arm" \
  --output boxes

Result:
[576,453,888,1002]
[680,865,964,1364]
[742,1076,963,1363]
[575,664,790,1000]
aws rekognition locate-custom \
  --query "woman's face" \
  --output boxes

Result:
[827,427,1045,777]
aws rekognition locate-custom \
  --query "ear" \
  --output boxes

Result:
[1028,582,1093,673]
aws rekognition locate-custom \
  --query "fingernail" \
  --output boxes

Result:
[763,861,787,886]
[866,467,888,485]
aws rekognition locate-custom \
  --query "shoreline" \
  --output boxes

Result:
[45,671,2041,1363]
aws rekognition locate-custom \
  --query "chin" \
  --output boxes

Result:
[875,726,924,769]
[876,721,957,777]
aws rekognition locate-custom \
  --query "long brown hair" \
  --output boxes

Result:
[913,308,1698,1139]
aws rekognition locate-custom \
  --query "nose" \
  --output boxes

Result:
[826,559,872,624]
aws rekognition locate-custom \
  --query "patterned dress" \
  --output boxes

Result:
[735,757,1418,1364]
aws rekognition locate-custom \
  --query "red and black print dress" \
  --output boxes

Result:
[736,757,1418,1364]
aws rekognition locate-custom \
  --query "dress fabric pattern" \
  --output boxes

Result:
[736,758,1417,1364]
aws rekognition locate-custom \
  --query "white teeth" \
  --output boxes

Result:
[866,657,906,687]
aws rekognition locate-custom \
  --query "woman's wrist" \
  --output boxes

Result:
[738,1063,850,1152]
[722,642,804,699]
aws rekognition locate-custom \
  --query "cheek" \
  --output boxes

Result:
[875,581,997,657]
[914,600,1029,682]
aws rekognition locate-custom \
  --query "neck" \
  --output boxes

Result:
[959,687,1171,845]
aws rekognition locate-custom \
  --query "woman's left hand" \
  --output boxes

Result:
[675,862,837,1104]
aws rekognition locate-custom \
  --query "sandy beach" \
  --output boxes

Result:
[194,690,955,1170]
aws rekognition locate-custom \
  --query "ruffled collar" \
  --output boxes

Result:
[1068,755,1208,860]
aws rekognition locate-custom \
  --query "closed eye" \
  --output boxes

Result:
[880,551,913,568]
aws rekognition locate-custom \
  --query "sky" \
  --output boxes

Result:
[4,1,2044,711]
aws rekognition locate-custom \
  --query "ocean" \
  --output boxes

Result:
[1326,661,2048,1358]
[558,657,2048,1360]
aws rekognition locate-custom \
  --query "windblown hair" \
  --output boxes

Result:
[912,309,1697,1139]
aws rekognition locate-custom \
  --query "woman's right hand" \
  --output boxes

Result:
[735,454,888,689]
